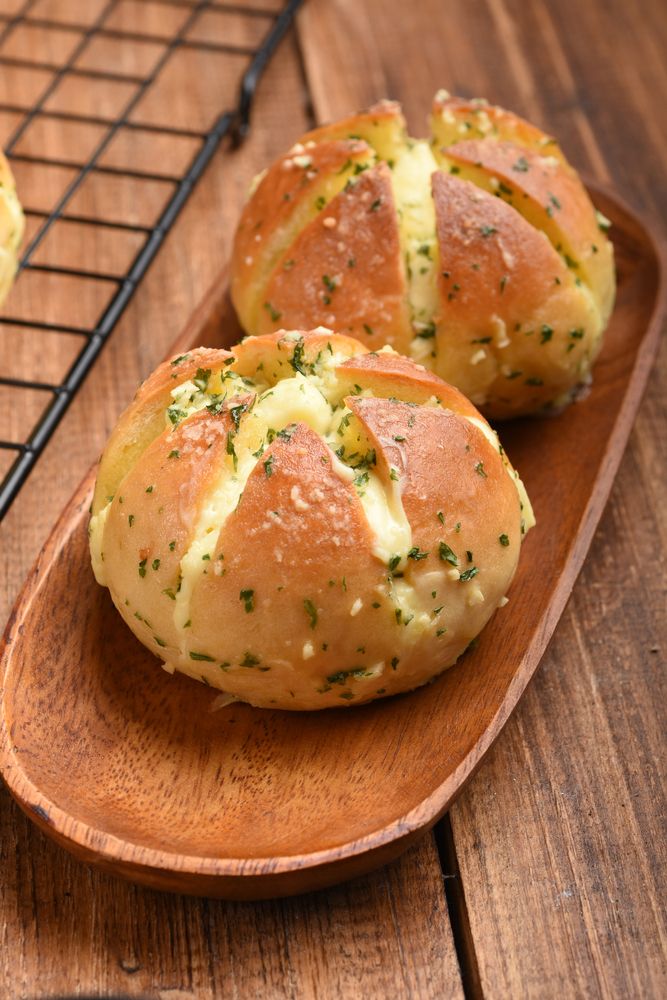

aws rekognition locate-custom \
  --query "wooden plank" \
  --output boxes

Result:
[0,12,462,999]
[2,802,461,998]
[297,0,667,995]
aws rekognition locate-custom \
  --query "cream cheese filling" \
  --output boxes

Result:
[89,503,111,586]
[389,140,440,363]
[465,415,535,534]
[351,467,412,566]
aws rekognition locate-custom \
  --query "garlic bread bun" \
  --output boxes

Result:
[230,92,615,419]
[0,150,24,307]
[90,331,534,710]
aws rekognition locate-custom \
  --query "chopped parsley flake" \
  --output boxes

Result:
[596,210,611,232]
[499,534,510,546]
[190,651,215,662]
[304,599,318,629]
[193,368,211,392]
[263,301,281,322]
[439,542,458,566]
[327,668,370,685]
[240,589,255,613]
[459,567,479,582]
[167,406,186,426]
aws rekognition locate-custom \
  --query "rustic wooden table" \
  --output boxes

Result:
[0,0,665,997]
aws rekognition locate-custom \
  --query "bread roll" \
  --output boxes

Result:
[230,92,615,419]
[0,151,24,306]
[90,331,534,710]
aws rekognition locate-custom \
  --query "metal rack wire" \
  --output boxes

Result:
[0,0,303,521]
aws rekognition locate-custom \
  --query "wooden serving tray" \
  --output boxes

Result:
[0,184,664,900]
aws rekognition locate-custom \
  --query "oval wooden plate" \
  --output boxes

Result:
[0,185,664,900]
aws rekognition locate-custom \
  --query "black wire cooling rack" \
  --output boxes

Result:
[0,0,303,521]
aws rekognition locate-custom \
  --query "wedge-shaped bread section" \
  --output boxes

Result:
[432,172,601,416]
[256,165,412,353]
[231,139,376,332]
[98,406,237,655]
[92,348,233,515]
[302,99,408,162]
[441,140,615,324]
[430,92,567,162]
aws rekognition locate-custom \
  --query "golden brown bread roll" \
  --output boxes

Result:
[230,92,615,419]
[0,151,24,307]
[90,331,534,710]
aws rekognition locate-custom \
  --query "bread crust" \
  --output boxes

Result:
[430,93,566,161]
[431,171,601,417]
[257,164,413,353]
[231,139,376,332]
[92,347,233,515]
[230,93,615,418]
[443,140,614,323]
[91,331,532,710]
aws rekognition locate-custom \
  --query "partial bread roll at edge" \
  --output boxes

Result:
[0,151,24,307]
[90,331,534,710]
[230,92,615,419]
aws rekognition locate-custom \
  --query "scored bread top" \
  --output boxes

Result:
[90,331,533,710]
[230,91,615,419]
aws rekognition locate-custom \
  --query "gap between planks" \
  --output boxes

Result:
[436,816,485,1000]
